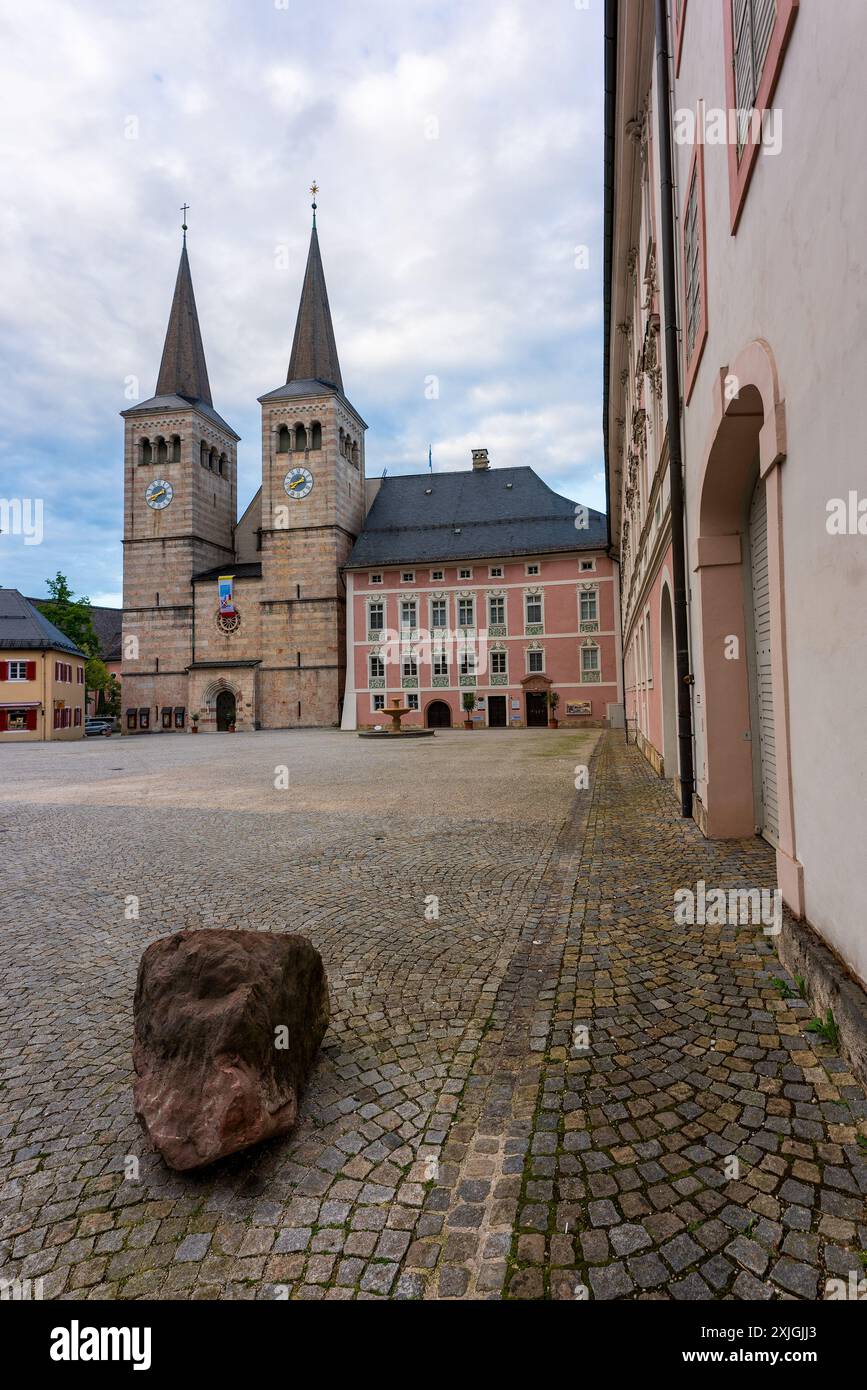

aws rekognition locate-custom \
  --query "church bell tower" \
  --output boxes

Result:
[120,222,239,731]
[257,190,366,727]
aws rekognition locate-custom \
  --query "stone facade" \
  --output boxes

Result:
[121,220,366,734]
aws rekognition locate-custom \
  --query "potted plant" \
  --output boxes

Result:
[191,711,200,734]
[462,692,476,729]
[548,690,560,729]
[227,720,236,732]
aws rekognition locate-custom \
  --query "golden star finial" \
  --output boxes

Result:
[310,181,319,200]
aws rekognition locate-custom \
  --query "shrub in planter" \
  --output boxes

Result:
[462,692,476,729]
[548,691,560,728]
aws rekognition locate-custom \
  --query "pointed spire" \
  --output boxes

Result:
[155,238,212,405]
[286,195,343,393]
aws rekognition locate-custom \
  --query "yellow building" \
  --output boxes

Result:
[0,589,86,741]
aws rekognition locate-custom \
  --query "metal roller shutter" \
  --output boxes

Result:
[749,479,779,845]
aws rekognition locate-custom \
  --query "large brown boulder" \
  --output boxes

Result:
[132,929,329,1171]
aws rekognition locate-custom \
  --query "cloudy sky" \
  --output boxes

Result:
[0,0,604,607]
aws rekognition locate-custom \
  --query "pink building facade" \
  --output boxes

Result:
[341,456,621,731]
[605,1,867,1025]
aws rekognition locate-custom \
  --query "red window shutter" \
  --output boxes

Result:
[0,711,7,731]
[26,660,36,680]
[0,661,8,680]
[26,709,37,730]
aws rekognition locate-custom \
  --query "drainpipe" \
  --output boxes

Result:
[603,0,628,742]
[654,0,695,818]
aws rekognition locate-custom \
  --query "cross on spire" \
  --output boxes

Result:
[310,181,318,227]
[180,203,189,245]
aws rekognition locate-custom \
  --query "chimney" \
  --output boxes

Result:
[471,448,490,471]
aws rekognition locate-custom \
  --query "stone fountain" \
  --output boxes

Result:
[358,694,436,739]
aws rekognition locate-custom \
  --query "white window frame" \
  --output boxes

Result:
[372,693,385,712]
[487,593,505,627]
[8,661,28,681]
[490,648,507,676]
[525,562,540,576]
[579,589,598,623]
[401,571,415,584]
[369,573,383,585]
[457,595,475,628]
[488,565,504,578]
[527,646,544,674]
[400,598,417,630]
[367,599,385,633]
[579,559,596,572]
[430,595,448,630]
[581,643,601,678]
[458,567,473,580]
[524,590,543,629]
[406,693,419,711]
[369,653,385,680]
[432,648,449,678]
[429,569,444,582]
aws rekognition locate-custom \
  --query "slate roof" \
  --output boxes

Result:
[192,562,263,584]
[285,225,343,392]
[0,589,85,655]
[344,467,607,569]
[28,599,122,663]
[87,605,123,662]
[121,393,240,440]
[156,244,212,404]
[120,243,240,440]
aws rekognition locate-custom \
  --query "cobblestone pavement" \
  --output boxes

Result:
[1,730,864,1300]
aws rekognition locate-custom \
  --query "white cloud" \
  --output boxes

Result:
[1,0,605,599]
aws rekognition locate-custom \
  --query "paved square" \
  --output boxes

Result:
[0,730,864,1299]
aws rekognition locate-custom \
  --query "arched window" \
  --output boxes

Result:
[344,434,352,459]
[338,428,345,455]
[294,422,307,451]
[171,434,181,462]
[278,424,291,452]
[219,453,227,475]
[310,421,322,450]
[156,436,168,465]
[200,440,209,467]
[209,447,218,471]
[140,438,152,466]
[351,441,359,467]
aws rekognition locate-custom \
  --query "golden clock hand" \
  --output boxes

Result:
[289,476,305,490]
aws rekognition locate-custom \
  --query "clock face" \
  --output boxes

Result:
[283,466,314,499]
[145,478,174,510]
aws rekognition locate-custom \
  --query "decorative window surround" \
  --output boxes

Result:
[682,140,708,405]
[674,0,688,76]
[723,0,799,233]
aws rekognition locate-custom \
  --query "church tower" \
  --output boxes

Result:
[257,195,366,726]
[121,230,239,731]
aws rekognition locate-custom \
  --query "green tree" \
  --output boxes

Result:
[103,675,122,719]
[36,573,100,660]
[86,656,110,710]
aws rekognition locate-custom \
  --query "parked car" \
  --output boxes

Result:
[85,718,113,737]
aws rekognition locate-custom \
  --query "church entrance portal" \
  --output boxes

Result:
[215,689,236,731]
